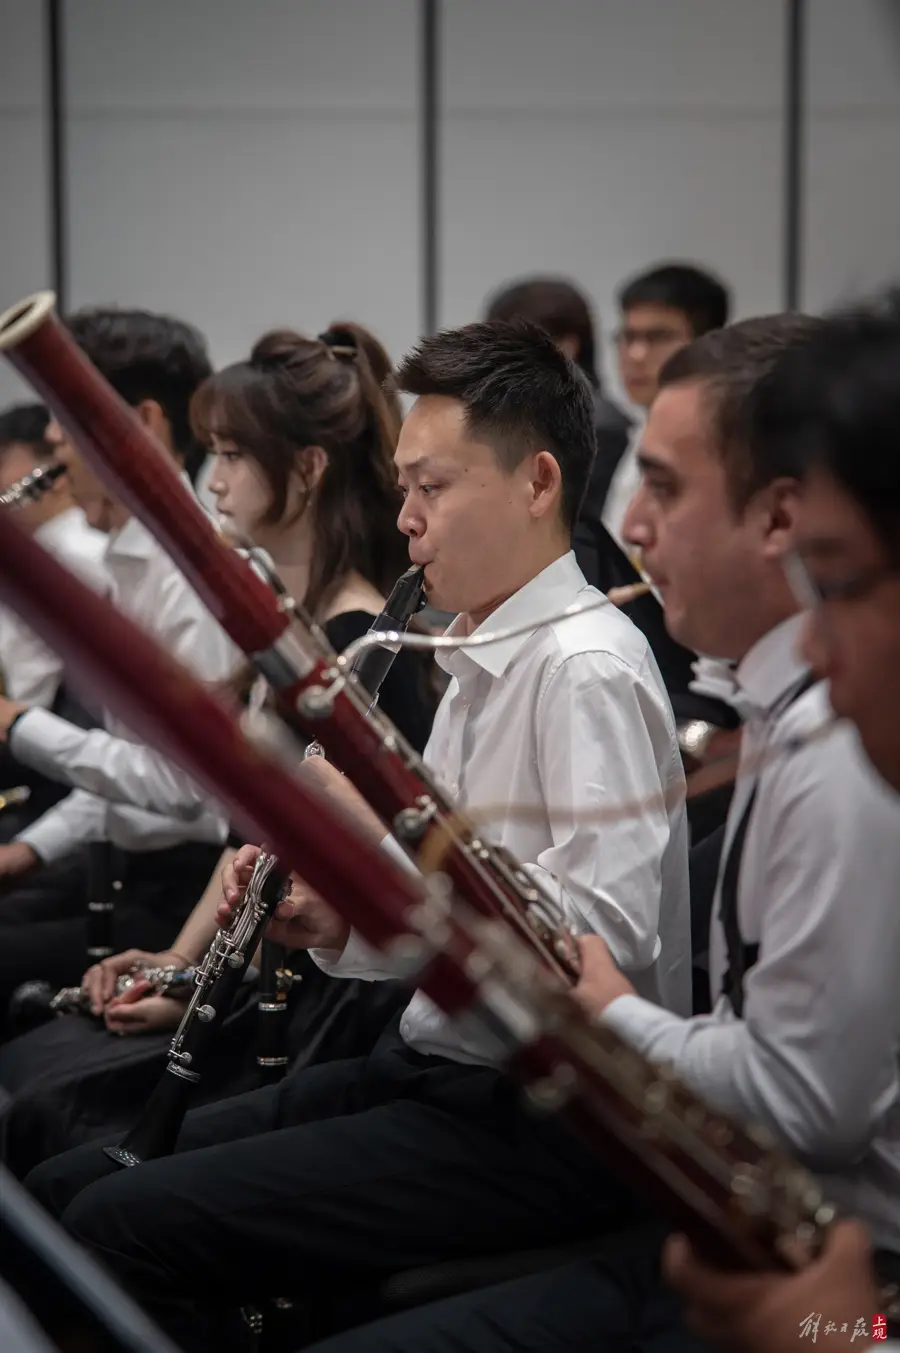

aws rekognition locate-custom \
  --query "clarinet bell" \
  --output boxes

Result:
[6,980,58,1037]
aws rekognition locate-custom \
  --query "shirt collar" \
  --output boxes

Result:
[735,613,810,717]
[437,551,589,682]
[34,506,92,551]
[105,513,155,563]
[104,472,197,563]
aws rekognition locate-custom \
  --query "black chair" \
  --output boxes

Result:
[258,1220,664,1349]
[376,1219,663,1315]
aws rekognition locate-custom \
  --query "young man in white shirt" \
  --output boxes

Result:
[284,311,900,1353]
[26,319,689,1350]
[0,403,107,708]
[0,404,107,842]
[0,310,237,1027]
[602,262,730,550]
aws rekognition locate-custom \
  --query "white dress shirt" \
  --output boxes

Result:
[11,515,240,863]
[603,614,900,1252]
[0,507,107,707]
[314,550,691,1064]
[601,420,643,550]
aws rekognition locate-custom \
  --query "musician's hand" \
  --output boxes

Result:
[663,1220,880,1353]
[572,934,635,1015]
[266,876,350,953]
[0,841,40,889]
[218,843,350,953]
[0,696,28,739]
[104,988,185,1036]
[219,842,262,913]
[82,948,188,1017]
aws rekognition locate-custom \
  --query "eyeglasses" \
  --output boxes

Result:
[613,327,685,350]
[783,548,900,608]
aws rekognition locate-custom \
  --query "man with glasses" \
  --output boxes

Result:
[664,293,900,1353]
[603,262,730,549]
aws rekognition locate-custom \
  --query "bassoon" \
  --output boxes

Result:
[0,291,582,983]
[0,471,840,1279]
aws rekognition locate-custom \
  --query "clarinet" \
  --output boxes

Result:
[104,851,290,1167]
[85,840,115,962]
[0,460,65,509]
[255,942,293,1081]
[0,785,30,813]
[254,564,428,1082]
[8,965,195,1037]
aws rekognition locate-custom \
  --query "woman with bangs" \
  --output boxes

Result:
[197,321,434,752]
[0,322,435,1177]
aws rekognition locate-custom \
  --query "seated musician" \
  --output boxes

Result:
[27,319,690,1351]
[0,402,106,707]
[483,274,741,806]
[0,403,106,840]
[666,295,900,1353]
[0,310,237,1033]
[289,312,900,1353]
[0,320,435,1164]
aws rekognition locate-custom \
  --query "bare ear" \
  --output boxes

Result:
[528,449,564,522]
[760,476,801,560]
[134,399,178,462]
[296,445,329,496]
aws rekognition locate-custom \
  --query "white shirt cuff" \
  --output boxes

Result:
[17,812,76,865]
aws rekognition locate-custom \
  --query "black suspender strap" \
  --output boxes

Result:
[717,672,817,1018]
[717,785,760,1017]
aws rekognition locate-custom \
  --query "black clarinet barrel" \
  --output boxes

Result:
[256,941,294,1082]
[105,854,289,1168]
[350,564,425,696]
[86,840,115,961]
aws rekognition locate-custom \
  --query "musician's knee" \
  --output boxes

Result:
[25,1140,118,1221]
[60,1170,158,1278]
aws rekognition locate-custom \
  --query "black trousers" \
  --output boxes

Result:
[305,1251,708,1353]
[27,1017,638,1350]
[0,841,222,1040]
[0,958,409,1180]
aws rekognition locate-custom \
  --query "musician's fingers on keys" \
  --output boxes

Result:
[82,948,154,1015]
[267,879,350,952]
[663,1221,878,1353]
[572,934,635,1014]
[219,842,263,911]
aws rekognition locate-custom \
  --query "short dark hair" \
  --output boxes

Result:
[64,307,212,476]
[394,320,596,532]
[485,277,600,387]
[752,290,900,563]
[0,402,50,452]
[617,263,731,337]
[658,313,823,510]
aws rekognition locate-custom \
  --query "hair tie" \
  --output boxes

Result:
[318,332,358,364]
